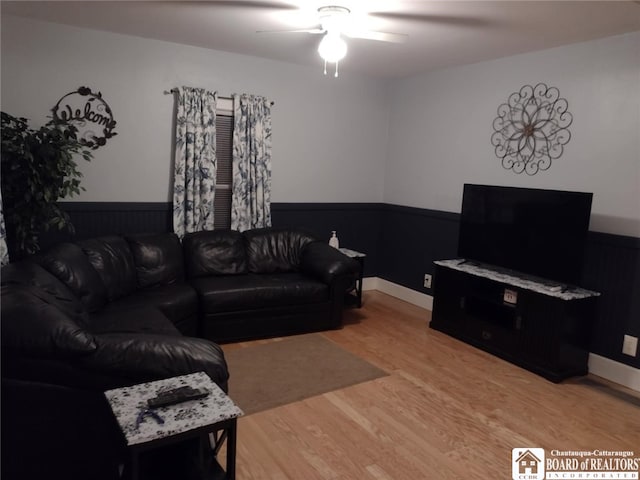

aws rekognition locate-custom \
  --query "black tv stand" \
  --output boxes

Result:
[430,260,600,382]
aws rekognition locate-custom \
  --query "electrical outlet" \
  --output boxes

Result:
[424,274,432,289]
[503,289,518,305]
[622,335,638,357]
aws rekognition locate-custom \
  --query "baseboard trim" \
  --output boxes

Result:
[588,354,640,392]
[364,276,639,392]
[362,277,433,311]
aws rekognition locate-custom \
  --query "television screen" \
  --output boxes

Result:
[457,184,593,285]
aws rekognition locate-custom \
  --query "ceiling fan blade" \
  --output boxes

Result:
[345,30,407,44]
[257,27,325,35]
[204,1,298,11]
[369,12,490,28]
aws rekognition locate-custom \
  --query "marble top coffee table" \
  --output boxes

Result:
[105,371,243,480]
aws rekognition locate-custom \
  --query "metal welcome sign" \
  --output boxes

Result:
[52,86,117,149]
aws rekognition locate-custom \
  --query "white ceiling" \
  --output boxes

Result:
[3,1,640,78]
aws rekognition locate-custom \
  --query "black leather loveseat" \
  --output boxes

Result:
[1,227,359,479]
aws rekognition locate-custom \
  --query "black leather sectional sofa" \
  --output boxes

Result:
[0,227,360,480]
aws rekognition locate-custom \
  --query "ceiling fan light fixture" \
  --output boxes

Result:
[318,5,350,32]
[317,32,347,63]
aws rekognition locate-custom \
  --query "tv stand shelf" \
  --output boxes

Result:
[430,260,600,382]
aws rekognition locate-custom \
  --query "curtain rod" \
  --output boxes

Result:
[164,89,274,106]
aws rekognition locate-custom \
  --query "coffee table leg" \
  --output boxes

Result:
[130,450,139,480]
[226,419,237,480]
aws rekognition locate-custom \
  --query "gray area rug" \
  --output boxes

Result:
[222,333,387,415]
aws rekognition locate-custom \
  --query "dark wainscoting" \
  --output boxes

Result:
[50,201,639,368]
[379,204,460,292]
[41,202,173,251]
[581,232,640,368]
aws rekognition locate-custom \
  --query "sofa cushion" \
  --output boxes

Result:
[35,242,108,313]
[79,236,137,302]
[243,228,317,274]
[81,334,229,391]
[183,230,247,278]
[1,261,89,326]
[1,285,97,358]
[125,233,184,288]
[99,284,198,335]
[191,273,328,313]
[87,307,181,337]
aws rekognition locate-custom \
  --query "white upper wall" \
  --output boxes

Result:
[0,15,389,203]
[385,31,640,237]
[2,16,639,237]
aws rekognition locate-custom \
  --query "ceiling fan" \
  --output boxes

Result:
[259,5,407,77]
[208,1,486,77]
[266,6,408,44]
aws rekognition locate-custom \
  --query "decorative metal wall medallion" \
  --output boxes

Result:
[52,86,117,149]
[491,83,572,175]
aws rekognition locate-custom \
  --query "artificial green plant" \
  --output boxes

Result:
[1,111,92,257]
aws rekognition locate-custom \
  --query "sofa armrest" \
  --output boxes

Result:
[81,334,229,391]
[300,242,360,285]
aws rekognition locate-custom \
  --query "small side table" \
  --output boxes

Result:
[339,247,366,308]
[105,372,243,480]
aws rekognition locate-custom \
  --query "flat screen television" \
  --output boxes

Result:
[457,184,593,285]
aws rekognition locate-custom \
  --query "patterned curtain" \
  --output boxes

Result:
[0,189,9,265]
[231,94,272,231]
[173,87,217,237]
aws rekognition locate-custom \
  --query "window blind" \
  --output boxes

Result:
[214,113,233,229]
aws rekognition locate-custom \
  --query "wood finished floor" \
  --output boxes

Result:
[226,291,640,480]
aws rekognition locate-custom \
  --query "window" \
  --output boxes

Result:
[214,113,233,229]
